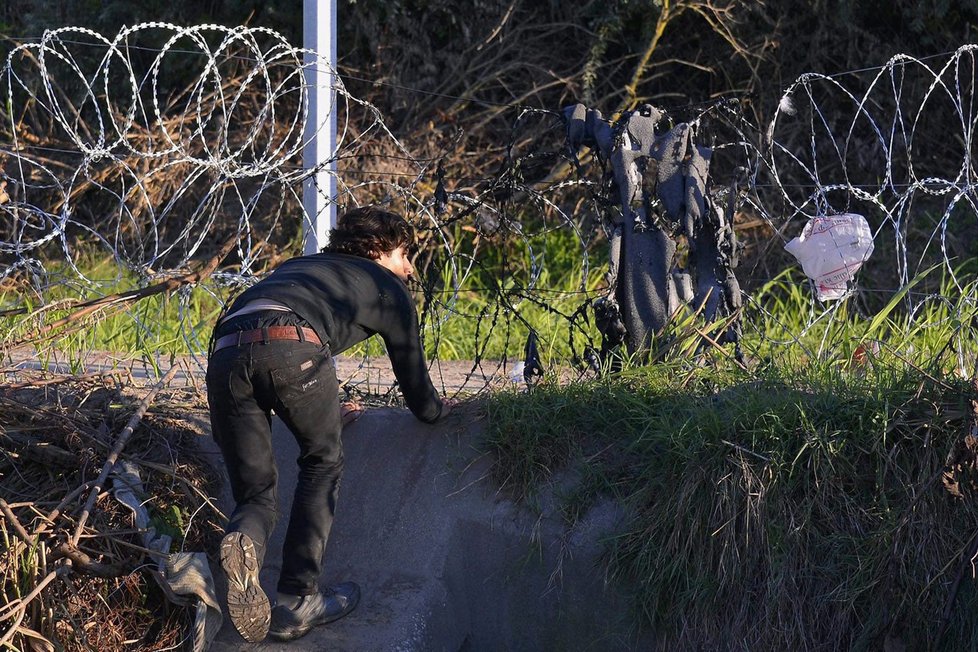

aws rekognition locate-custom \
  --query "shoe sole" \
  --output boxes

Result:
[220,532,270,643]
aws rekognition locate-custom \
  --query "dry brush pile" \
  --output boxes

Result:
[0,369,224,651]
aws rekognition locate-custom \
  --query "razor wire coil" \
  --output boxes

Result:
[1,25,977,388]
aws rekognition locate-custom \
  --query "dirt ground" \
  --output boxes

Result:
[2,347,523,396]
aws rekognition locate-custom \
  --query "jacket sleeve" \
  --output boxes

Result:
[376,286,443,423]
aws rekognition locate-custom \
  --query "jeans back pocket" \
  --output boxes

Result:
[269,353,332,405]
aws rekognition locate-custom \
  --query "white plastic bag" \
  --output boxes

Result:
[784,213,875,300]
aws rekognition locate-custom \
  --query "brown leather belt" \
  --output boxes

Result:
[212,326,322,353]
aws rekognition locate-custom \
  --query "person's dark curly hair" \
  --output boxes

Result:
[322,207,414,259]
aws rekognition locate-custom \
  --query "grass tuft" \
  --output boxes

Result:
[486,357,978,650]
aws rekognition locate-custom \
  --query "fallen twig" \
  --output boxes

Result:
[49,543,133,578]
[71,364,181,547]
[0,498,33,545]
[0,567,67,624]
[1,431,80,468]
[33,481,93,540]
[3,234,236,347]
[0,369,129,390]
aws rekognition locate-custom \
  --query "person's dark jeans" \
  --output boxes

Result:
[206,314,343,596]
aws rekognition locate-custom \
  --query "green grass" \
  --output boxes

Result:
[1,231,605,364]
[3,239,976,379]
[0,253,228,362]
[2,286,224,362]
[485,344,978,649]
[743,267,978,373]
[419,260,604,361]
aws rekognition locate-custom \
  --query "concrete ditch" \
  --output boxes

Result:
[201,404,655,651]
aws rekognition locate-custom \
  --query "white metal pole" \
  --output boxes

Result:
[302,0,337,255]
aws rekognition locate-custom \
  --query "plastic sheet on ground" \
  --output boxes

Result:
[110,460,223,651]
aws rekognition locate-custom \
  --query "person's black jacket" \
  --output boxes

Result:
[229,253,442,422]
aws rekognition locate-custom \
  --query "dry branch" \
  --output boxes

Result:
[0,498,32,545]
[622,0,683,112]
[48,544,133,579]
[0,369,129,390]
[33,481,93,540]
[2,234,237,347]
[1,431,81,468]
[70,363,181,547]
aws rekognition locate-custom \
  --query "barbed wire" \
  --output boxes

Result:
[750,45,978,372]
[0,24,976,393]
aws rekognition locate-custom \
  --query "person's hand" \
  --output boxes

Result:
[340,400,363,426]
[440,398,459,419]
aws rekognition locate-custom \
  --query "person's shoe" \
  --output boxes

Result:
[220,532,270,642]
[268,582,361,641]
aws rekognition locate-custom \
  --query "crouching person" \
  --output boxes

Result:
[206,207,454,642]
